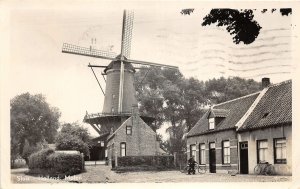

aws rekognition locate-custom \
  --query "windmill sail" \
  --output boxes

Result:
[120,10,134,59]
[62,43,117,61]
[62,9,179,136]
[118,10,134,113]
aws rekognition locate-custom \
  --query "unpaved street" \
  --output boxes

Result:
[11,165,291,183]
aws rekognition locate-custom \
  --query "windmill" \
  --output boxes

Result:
[62,10,178,139]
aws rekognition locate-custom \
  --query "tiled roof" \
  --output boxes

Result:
[188,92,260,137]
[238,80,292,132]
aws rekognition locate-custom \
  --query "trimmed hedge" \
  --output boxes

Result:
[117,155,174,169]
[28,148,84,178]
[28,148,54,170]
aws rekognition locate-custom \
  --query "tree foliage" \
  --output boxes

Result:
[180,9,194,15]
[135,68,261,154]
[55,123,91,156]
[205,77,261,104]
[10,93,61,164]
[202,9,262,44]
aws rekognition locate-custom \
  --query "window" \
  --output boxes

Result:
[274,138,286,164]
[209,118,215,130]
[199,143,206,165]
[257,140,268,163]
[120,142,126,157]
[222,141,230,164]
[126,126,132,135]
[112,94,116,99]
[98,141,105,147]
[190,144,196,158]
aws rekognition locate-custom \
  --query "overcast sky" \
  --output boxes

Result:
[5,2,298,137]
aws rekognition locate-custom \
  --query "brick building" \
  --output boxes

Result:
[187,79,292,175]
[187,92,259,173]
[106,105,165,166]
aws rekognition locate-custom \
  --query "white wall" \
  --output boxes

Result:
[238,125,292,175]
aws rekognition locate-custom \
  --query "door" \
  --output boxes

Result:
[209,142,216,173]
[240,142,249,174]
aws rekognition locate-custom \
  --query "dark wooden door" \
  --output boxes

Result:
[240,142,249,174]
[209,143,216,173]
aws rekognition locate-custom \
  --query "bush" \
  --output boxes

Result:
[47,153,83,177]
[28,149,84,178]
[22,140,49,165]
[28,148,54,169]
[55,132,90,156]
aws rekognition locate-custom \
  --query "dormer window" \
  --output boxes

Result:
[209,118,215,130]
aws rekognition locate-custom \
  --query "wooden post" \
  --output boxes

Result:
[174,152,177,167]
[81,153,85,170]
[115,150,118,167]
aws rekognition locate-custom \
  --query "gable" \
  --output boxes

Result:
[107,115,156,141]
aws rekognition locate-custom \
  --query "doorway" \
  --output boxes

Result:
[240,142,249,174]
[209,142,216,173]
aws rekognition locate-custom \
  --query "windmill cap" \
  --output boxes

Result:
[104,55,135,73]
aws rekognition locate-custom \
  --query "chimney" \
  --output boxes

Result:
[262,77,270,88]
[131,104,139,116]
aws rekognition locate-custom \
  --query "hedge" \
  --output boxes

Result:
[28,148,54,170]
[117,155,174,169]
[28,148,84,178]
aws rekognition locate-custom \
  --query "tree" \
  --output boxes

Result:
[10,93,61,164]
[205,77,261,104]
[135,68,261,154]
[135,67,166,131]
[55,123,91,156]
[135,68,207,154]
[202,9,262,44]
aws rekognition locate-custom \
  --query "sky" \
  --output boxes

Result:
[4,2,298,138]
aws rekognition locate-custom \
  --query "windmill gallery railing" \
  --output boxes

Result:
[84,111,153,120]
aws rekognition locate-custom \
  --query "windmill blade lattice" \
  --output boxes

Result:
[62,43,117,61]
[121,10,134,59]
[127,58,178,69]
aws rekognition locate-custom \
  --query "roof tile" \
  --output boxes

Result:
[188,92,259,137]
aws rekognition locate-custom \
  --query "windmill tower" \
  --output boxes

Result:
[62,10,178,160]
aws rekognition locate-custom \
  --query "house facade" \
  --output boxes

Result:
[187,92,259,173]
[237,80,292,175]
[106,106,165,167]
[187,78,292,175]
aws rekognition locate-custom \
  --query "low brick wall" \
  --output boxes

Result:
[117,155,174,168]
